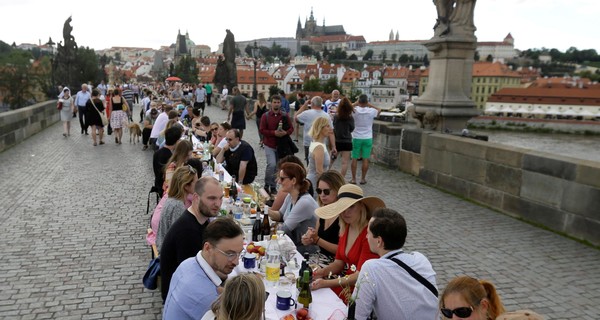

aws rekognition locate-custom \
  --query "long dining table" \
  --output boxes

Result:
[230,241,348,320]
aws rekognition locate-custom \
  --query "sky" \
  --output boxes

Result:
[0,0,599,54]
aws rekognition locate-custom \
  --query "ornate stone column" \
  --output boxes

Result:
[413,0,480,132]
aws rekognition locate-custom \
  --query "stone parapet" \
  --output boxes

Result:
[370,123,600,246]
[0,101,58,153]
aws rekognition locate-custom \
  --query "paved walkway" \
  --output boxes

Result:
[0,104,598,319]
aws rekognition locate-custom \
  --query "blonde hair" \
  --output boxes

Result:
[338,201,370,235]
[308,116,330,140]
[165,140,193,173]
[213,274,265,320]
[167,166,196,200]
[316,170,345,207]
[440,276,505,320]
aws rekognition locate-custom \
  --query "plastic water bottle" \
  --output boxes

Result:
[265,234,281,286]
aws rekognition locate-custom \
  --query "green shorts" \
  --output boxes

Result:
[351,138,373,159]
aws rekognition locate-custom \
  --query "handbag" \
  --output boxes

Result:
[122,100,129,112]
[90,100,109,126]
[57,99,63,110]
[142,256,160,290]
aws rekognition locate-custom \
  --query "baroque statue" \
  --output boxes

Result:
[433,0,477,38]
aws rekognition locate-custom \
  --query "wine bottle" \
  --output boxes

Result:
[297,269,312,309]
[229,175,238,199]
[261,208,271,241]
[252,212,262,242]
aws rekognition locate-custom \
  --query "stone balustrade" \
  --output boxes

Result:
[0,100,58,153]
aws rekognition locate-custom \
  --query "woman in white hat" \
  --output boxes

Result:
[58,87,75,137]
[311,184,385,302]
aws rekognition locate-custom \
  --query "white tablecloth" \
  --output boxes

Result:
[231,248,347,320]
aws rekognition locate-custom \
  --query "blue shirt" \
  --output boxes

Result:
[352,249,438,320]
[163,252,222,320]
[280,97,290,114]
[75,90,91,107]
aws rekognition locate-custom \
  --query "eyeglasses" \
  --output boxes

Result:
[211,127,218,131]
[215,247,241,261]
[187,164,197,175]
[440,306,473,318]
[316,188,331,195]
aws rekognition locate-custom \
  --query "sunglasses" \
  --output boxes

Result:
[316,188,331,195]
[440,306,473,318]
[211,127,218,131]
[187,164,197,175]
[226,138,234,141]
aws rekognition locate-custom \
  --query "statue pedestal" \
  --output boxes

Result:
[413,37,479,132]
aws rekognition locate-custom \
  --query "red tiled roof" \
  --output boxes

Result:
[488,87,600,106]
[236,69,277,86]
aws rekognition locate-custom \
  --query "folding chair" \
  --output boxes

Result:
[147,186,161,215]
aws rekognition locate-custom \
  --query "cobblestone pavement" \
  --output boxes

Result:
[0,104,599,319]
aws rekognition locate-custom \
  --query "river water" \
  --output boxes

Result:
[471,130,600,163]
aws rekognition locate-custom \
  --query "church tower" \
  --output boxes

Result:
[389,29,394,41]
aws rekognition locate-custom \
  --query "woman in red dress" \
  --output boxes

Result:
[311,184,385,303]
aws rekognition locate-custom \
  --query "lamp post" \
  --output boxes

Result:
[251,41,260,100]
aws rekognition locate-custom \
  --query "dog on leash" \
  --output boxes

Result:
[128,122,142,144]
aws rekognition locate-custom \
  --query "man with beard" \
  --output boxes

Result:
[160,177,224,302]
[163,218,244,319]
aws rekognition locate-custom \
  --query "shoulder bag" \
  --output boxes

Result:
[90,100,108,126]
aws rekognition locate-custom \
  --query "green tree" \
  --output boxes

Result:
[474,51,480,61]
[329,48,347,61]
[268,85,280,99]
[323,47,331,60]
[302,78,322,91]
[73,46,101,86]
[399,54,409,64]
[300,45,315,57]
[381,50,387,62]
[0,49,36,109]
[486,54,493,62]
[323,77,341,94]
[348,54,358,60]
[174,55,199,84]
[363,49,373,61]
[391,53,398,62]
[423,54,430,67]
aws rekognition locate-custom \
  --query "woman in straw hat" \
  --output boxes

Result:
[311,183,385,302]
[266,162,318,254]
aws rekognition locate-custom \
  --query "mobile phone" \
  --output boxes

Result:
[265,292,270,301]
[331,154,337,160]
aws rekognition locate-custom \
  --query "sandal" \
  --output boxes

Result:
[360,180,367,185]
[350,180,357,185]
[99,141,105,145]
[93,142,97,146]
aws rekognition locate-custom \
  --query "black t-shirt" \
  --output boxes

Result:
[153,147,172,193]
[223,140,257,184]
[318,217,340,259]
[160,210,210,302]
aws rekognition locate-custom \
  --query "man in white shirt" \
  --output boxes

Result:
[220,85,228,110]
[323,89,341,115]
[193,83,207,114]
[295,96,336,164]
[74,83,91,135]
[351,94,381,185]
[352,208,438,320]
[149,105,173,150]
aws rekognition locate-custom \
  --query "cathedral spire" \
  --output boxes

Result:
[310,7,314,21]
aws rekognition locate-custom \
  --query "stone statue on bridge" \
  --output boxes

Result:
[54,16,79,89]
[213,29,238,92]
[433,0,476,39]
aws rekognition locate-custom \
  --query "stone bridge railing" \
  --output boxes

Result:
[0,100,58,153]
[372,120,600,247]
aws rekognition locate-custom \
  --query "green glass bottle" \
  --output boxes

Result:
[297,269,312,309]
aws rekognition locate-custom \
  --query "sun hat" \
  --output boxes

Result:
[496,310,544,320]
[315,184,385,219]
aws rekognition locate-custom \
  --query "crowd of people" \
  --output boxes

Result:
[60,80,544,319]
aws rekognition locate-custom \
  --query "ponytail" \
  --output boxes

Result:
[480,280,505,319]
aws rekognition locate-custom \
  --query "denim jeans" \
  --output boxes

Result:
[264,145,278,190]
